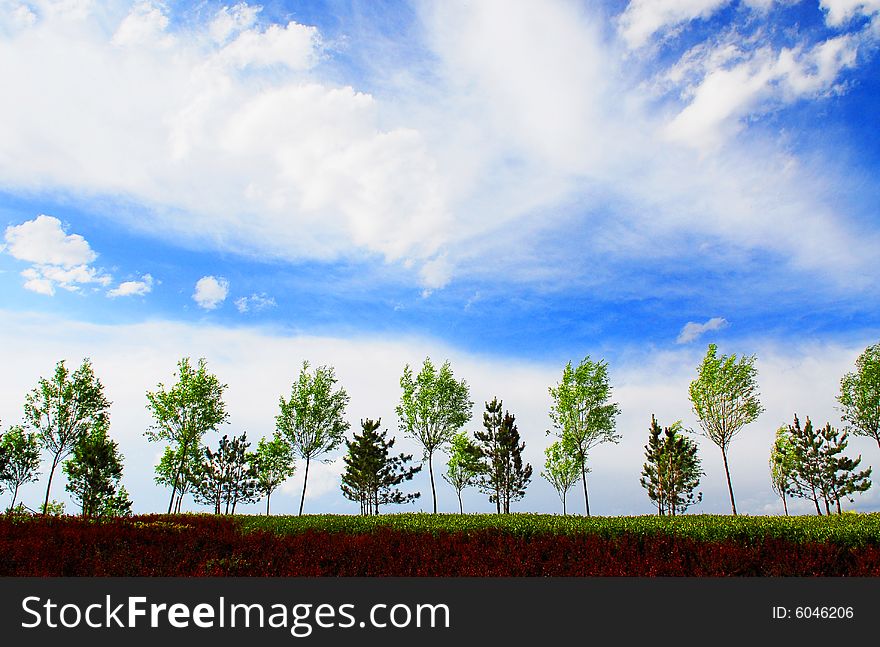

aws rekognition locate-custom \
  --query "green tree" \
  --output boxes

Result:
[443,431,482,514]
[769,425,796,516]
[688,344,763,516]
[276,361,350,515]
[24,358,111,515]
[0,424,41,509]
[193,433,258,514]
[63,419,132,517]
[396,358,473,513]
[473,399,532,514]
[785,415,872,515]
[541,438,580,515]
[340,418,421,515]
[251,434,296,515]
[154,443,202,514]
[145,357,229,514]
[639,415,702,516]
[548,357,620,517]
[838,342,880,452]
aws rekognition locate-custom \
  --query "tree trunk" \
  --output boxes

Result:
[42,454,61,515]
[581,465,590,517]
[720,449,737,516]
[11,484,20,510]
[562,492,566,515]
[428,452,437,513]
[266,491,271,516]
[782,493,788,516]
[298,455,311,516]
[457,491,463,514]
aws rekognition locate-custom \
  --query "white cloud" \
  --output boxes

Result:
[111,0,173,49]
[193,276,229,310]
[0,310,875,516]
[676,317,729,344]
[618,0,731,50]
[209,3,261,44]
[821,0,880,26]
[234,292,276,313]
[107,273,154,298]
[3,214,112,294]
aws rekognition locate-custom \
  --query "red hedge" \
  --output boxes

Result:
[2,516,878,576]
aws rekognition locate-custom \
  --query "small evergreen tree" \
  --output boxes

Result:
[341,418,421,515]
[443,431,482,513]
[473,399,532,514]
[541,439,580,515]
[63,419,132,517]
[0,424,41,510]
[639,415,702,516]
[193,433,258,514]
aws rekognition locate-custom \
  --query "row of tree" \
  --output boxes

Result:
[1,341,878,516]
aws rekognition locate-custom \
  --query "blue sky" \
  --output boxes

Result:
[1,0,879,516]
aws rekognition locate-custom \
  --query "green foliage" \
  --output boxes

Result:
[396,357,473,513]
[250,434,296,515]
[770,425,796,515]
[443,431,482,513]
[24,358,111,515]
[63,419,131,517]
[541,439,580,515]
[473,398,532,513]
[236,512,880,548]
[276,361,350,515]
[688,343,763,515]
[639,416,702,516]
[193,433,258,515]
[548,356,620,516]
[838,342,880,450]
[785,415,872,515]
[154,443,203,514]
[145,357,229,514]
[0,424,41,509]
[341,418,421,515]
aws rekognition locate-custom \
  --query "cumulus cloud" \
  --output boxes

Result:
[821,0,880,26]
[618,0,731,50]
[677,317,729,344]
[107,274,154,298]
[3,215,111,295]
[234,292,276,313]
[193,275,229,310]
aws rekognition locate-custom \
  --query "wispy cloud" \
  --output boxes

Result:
[107,273,154,298]
[234,292,276,313]
[677,317,729,344]
[193,275,229,310]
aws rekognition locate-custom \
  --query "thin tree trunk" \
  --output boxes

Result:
[298,455,311,516]
[581,465,590,517]
[562,493,566,515]
[11,484,19,510]
[458,491,463,514]
[428,452,437,513]
[266,491,271,516]
[42,454,61,515]
[721,449,737,516]
[782,492,788,516]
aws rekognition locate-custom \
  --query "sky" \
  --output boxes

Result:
[0,0,879,516]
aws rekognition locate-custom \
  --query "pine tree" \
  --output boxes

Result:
[474,399,532,514]
[341,419,421,515]
[193,433,258,514]
[640,415,702,516]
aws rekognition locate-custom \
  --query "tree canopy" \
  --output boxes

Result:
[838,342,880,452]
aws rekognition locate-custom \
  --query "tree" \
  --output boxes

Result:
[548,357,620,517]
[396,358,472,513]
[146,357,229,514]
[276,361,350,515]
[251,434,296,515]
[193,433,258,514]
[688,343,763,516]
[785,415,872,515]
[443,431,482,514]
[340,418,421,515]
[541,439,580,515]
[838,342,880,452]
[63,419,132,517]
[24,358,111,515]
[154,443,203,514]
[473,398,532,514]
[639,415,702,516]
[769,426,796,516]
[0,424,41,509]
